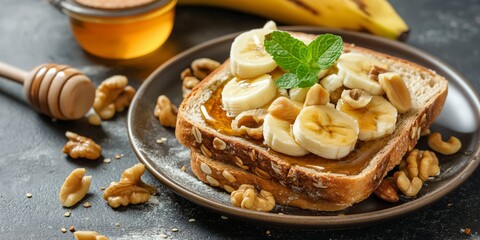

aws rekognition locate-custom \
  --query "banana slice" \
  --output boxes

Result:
[320,73,343,92]
[221,74,277,117]
[337,52,389,95]
[293,105,359,159]
[336,96,397,141]
[230,28,277,79]
[289,87,309,103]
[264,114,309,157]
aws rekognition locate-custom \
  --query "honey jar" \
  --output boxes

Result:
[55,0,177,59]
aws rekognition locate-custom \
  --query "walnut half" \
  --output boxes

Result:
[230,184,275,212]
[93,75,136,120]
[63,131,101,160]
[103,163,157,208]
[59,168,91,207]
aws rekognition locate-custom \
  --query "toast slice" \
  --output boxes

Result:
[176,32,448,210]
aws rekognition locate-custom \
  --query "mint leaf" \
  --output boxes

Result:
[264,31,343,89]
[274,73,298,89]
[308,33,343,69]
[264,31,307,72]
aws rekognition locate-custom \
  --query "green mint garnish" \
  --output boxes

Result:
[264,31,343,89]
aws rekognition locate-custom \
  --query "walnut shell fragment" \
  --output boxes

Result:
[59,168,92,207]
[103,163,157,208]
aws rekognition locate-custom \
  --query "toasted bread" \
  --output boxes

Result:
[176,31,448,210]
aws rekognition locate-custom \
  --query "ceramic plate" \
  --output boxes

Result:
[127,27,480,228]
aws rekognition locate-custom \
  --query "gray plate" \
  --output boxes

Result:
[127,27,480,228]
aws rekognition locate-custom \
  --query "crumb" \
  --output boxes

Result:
[447,203,452,207]
[463,228,471,235]
[60,227,67,233]
[114,154,123,159]
[188,218,195,223]
[103,158,112,163]
[159,233,168,238]
[64,212,71,217]
[156,138,167,144]
[115,223,121,227]
[26,193,32,198]
[171,227,179,232]
[266,230,271,236]
[69,226,75,232]
[464,150,473,155]
[278,213,284,215]
[220,215,228,220]
[83,202,92,208]
[100,186,106,190]
[181,165,186,172]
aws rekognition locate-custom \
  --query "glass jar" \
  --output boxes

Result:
[55,0,177,59]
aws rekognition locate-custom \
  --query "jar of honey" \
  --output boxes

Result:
[54,0,177,59]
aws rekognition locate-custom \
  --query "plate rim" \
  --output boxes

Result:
[127,26,480,228]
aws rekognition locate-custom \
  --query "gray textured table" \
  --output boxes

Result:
[0,0,479,239]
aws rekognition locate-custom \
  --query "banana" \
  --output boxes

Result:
[221,74,277,116]
[263,114,309,156]
[337,52,389,95]
[178,0,409,40]
[230,24,277,79]
[336,95,397,141]
[292,105,359,159]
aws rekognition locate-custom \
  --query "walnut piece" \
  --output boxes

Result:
[182,76,200,98]
[268,97,302,122]
[394,171,422,197]
[191,58,220,80]
[304,83,330,106]
[391,149,442,198]
[231,109,267,139]
[428,132,462,155]
[94,75,128,112]
[74,231,109,240]
[93,75,136,120]
[153,95,178,128]
[378,72,412,113]
[374,178,399,202]
[63,131,101,160]
[230,184,275,212]
[59,168,91,207]
[103,163,157,208]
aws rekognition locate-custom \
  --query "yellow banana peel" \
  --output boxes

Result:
[178,0,409,40]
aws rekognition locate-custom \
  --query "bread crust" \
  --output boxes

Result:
[190,150,350,211]
[176,32,448,210]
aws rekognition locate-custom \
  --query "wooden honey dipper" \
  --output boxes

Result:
[0,62,95,120]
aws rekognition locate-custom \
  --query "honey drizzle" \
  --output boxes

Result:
[201,78,385,175]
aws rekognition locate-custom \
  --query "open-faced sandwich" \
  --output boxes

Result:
[175,22,448,211]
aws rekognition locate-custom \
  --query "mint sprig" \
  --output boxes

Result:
[264,31,343,89]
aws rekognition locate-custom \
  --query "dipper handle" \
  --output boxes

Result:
[0,62,28,84]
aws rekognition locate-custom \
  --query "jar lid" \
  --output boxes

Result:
[52,0,172,17]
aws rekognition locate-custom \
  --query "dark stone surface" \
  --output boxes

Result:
[0,0,479,239]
